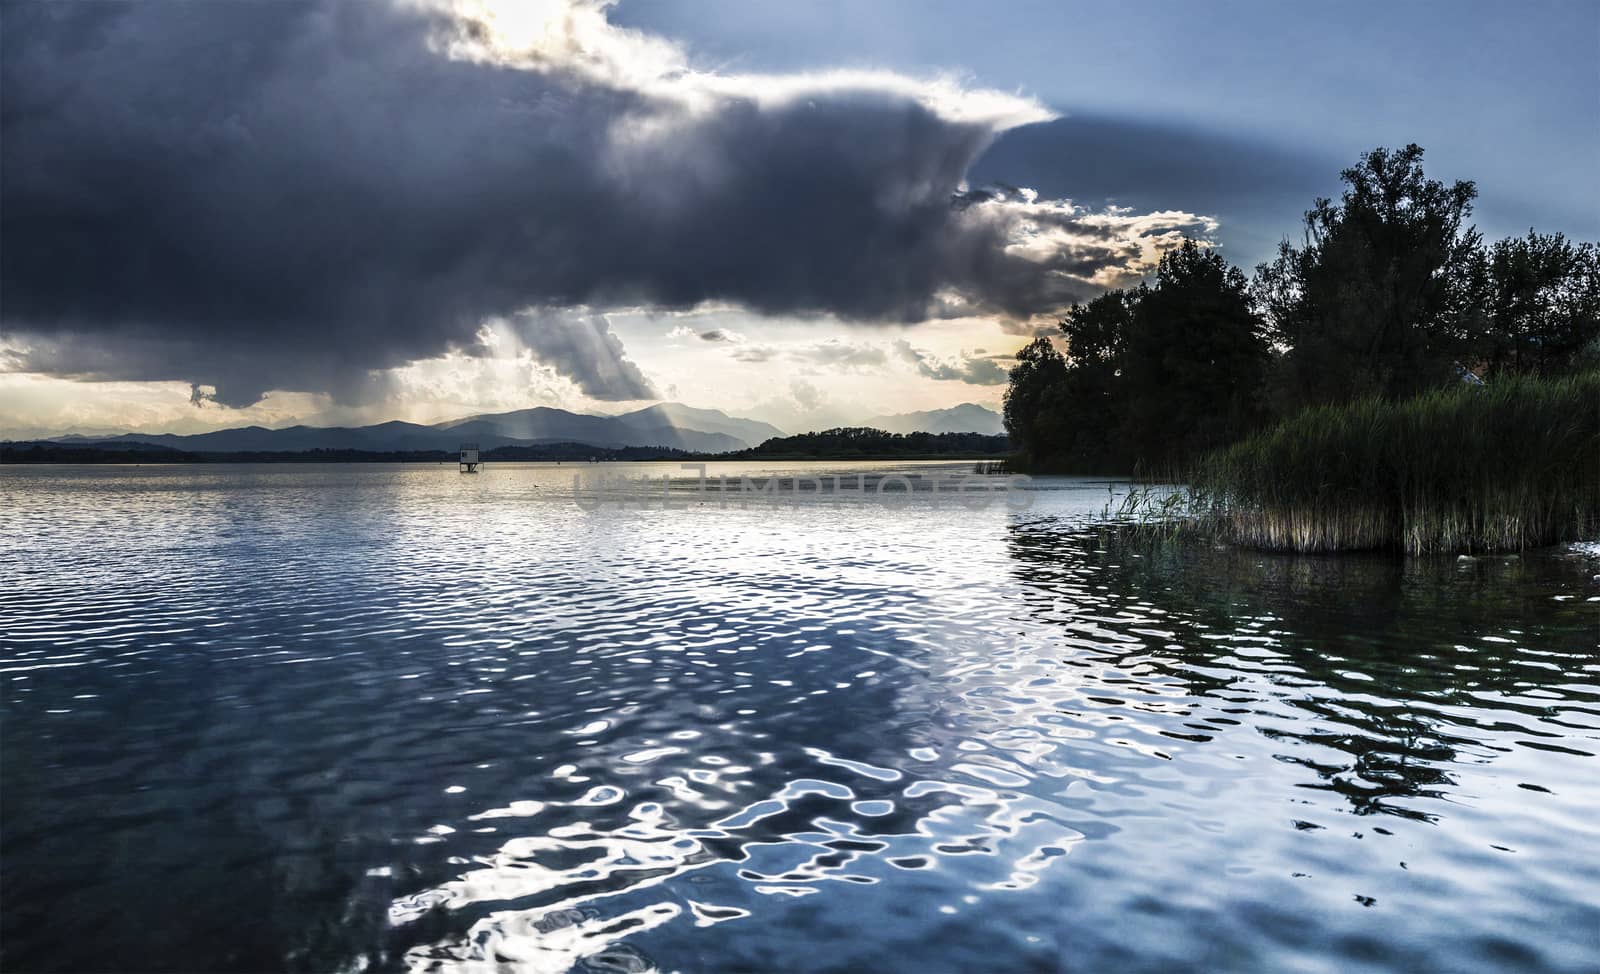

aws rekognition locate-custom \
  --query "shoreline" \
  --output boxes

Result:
[1,452,1014,465]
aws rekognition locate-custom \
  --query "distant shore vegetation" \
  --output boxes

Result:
[1004,144,1600,553]
[727,428,1009,460]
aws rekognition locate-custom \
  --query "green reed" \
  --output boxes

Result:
[1191,372,1600,554]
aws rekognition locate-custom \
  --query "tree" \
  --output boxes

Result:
[1256,144,1480,407]
[1057,289,1139,470]
[1061,287,1135,368]
[1005,242,1269,472]
[1002,337,1071,468]
[1475,231,1600,376]
[1120,240,1270,467]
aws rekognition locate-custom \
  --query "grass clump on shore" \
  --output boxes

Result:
[1194,372,1600,555]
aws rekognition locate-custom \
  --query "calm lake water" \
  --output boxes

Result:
[3,462,1598,973]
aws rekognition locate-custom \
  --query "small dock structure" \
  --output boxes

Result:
[459,442,481,473]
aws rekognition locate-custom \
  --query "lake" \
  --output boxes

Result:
[2,462,1597,973]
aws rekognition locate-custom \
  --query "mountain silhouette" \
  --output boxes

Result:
[863,403,1004,435]
[46,404,784,454]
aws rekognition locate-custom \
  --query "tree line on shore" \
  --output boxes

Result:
[1003,144,1600,474]
[730,427,1010,459]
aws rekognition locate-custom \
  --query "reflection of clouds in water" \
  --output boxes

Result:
[410,901,681,973]
[394,760,1086,969]
[394,801,697,971]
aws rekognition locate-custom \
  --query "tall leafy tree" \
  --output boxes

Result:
[1007,242,1269,472]
[1002,337,1071,469]
[1057,289,1139,470]
[1475,231,1600,376]
[1120,240,1270,467]
[1256,144,1480,406]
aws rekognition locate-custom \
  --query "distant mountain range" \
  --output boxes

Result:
[864,403,1005,436]
[433,403,786,453]
[45,404,783,455]
[29,402,1003,455]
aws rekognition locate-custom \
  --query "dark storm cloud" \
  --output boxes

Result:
[509,310,655,400]
[0,0,1211,406]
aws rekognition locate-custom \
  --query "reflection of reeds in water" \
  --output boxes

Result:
[1009,527,1598,819]
[1189,372,1600,554]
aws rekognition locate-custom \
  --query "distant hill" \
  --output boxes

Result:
[616,403,784,447]
[1,440,696,464]
[435,404,770,453]
[24,405,1014,460]
[864,403,1004,435]
[43,403,777,455]
[53,420,453,453]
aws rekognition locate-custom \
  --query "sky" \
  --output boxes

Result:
[2,0,1595,438]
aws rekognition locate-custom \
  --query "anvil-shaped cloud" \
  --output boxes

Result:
[0,0,1214,406]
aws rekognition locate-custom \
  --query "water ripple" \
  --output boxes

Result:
[1,463,1597,973]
